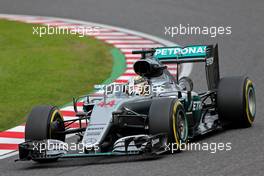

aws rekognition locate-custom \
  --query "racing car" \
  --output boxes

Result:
[18,44,256,162]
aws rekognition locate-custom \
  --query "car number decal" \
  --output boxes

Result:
[193,101,202,111]
[97,100,116,107]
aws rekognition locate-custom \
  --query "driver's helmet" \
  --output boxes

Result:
[127,76,150,96]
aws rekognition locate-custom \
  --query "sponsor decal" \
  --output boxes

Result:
[155,45,206,59]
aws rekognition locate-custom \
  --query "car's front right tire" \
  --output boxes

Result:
[148,98,188,152]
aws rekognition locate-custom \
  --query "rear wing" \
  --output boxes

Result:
[154,45,220,90]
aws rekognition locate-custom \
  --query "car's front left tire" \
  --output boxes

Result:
[25,105,65,162]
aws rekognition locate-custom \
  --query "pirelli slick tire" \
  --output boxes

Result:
[149,98,188,152]
[25,105,65,162]
[217,76,256,128]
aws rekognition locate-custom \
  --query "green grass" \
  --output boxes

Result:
[0,20,114,131]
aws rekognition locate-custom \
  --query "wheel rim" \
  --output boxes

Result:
[177,111,188,141]
[247,87,256,117]
[50,110,65,141]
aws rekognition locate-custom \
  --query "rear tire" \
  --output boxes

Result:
[217,76,256,128]
[149,98,188,152]
[25,105,65,162]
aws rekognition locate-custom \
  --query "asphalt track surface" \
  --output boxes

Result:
[0,0,263,176]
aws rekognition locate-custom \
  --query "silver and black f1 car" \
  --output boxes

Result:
[18,44,256,162]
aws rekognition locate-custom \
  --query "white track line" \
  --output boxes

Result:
[0,151,18,160]
[124,54,141,58]
[113,44,162,48]
[88,32,128,36]
[106,40,156,44]
[6,126,25,133]
[96,36,142,40]
[0,138,24,144]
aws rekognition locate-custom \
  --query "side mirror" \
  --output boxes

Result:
[178,77,193,91]
[73,97,78,113]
